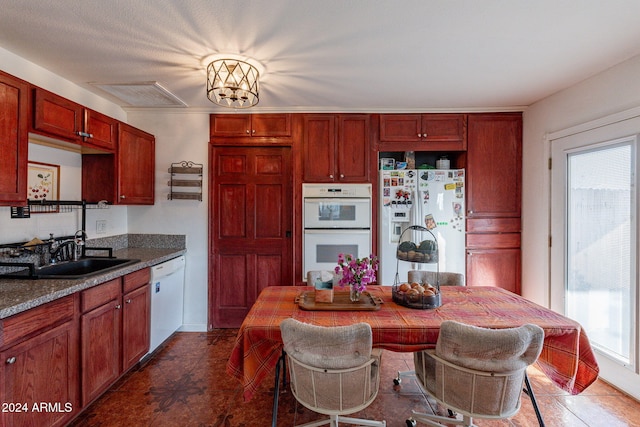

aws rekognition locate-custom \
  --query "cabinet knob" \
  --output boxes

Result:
[468,210,473,215]
[417,133,422,138]
[252,129,256,134]
[340,174,344,178]
[125,298,132,304]
[6,356,16,364]
[329,174,334,179]
[115,304,122,310]
[120,195,126,199]
[246,129,250,134]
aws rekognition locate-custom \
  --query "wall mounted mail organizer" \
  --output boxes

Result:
[168,161,203,201]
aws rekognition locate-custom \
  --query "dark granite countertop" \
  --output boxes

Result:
[0,247,186,319]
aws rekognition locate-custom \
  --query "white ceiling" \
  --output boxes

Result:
[2,0,640,112]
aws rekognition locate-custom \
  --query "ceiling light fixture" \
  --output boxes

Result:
[206,59,259,108]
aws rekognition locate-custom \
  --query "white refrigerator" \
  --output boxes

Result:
[379,169,465,285]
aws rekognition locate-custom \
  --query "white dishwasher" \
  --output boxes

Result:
[149,255,185,353]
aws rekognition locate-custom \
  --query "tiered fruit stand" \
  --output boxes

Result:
[392,225,442,309]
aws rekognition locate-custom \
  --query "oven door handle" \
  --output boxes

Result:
[304,198,370,204]
[303,229,370,234]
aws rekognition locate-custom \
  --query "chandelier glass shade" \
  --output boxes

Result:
[206,59,259,108]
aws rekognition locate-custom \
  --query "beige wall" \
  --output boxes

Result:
[522,54,640,306]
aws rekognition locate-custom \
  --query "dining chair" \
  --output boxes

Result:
[407,320,544,427]
[394,271,465,386]
[280,318,386,427]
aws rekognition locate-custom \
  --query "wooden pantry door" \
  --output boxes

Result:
[209,146,293,328]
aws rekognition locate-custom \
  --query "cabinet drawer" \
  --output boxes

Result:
[0,295,75,348]
[123,268,151,293]
[81,279,121,312]
[466,218,520,233]
[466,232,521,249]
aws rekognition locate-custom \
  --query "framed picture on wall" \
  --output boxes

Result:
[28,161,60,212]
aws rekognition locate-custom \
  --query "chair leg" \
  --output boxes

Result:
[337,415,386,426]
[409,410,469,427]
[394,369,416,385]
[523,372,546,427]
[295,417,332,427]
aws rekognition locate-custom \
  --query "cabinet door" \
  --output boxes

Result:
[379,114,422,142]
[0,321,79,427]
[210,114,252,137]
[0,72,28,204]
[117,123,155,204]
[210,114,291,138]
[336,115,370,182]
[466,247,521,294]
[379,113,466,150]
[421,114,467,146]
[122,285,150,371]
[466,113,522,218]
[33,88,83,141]
[251,114,291,137]
[84,109,117,152]
[303,115,335,182]
[81,298,121,406]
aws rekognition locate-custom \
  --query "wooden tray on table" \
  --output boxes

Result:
[295,291,382,311]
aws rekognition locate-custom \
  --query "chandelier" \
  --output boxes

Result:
[206,59,259,108]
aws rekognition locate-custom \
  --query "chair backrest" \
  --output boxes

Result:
[415,320,544,419]
[408,270,465,286]
[280,318,372,368]
[280,318,381,415]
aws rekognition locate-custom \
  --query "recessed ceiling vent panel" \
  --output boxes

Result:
[90,81,187,107]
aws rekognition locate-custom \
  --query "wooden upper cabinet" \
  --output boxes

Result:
[337,115,370,182]
[117,123,155,204]
[82,123,155,205]
[84,109,118,151]
[379,114,467,150]
[303,115,335,182]
[210,113,291,140]
[466,113,522,218]
[0,71,29,205]
[33,88,117,152]
[303,114,370,183]
[33,88,84,141]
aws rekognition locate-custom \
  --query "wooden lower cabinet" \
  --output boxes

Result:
[122,284,151,370]
[0,297,79,427]
[80,283,121,405]
[466,247,521,294]
[0,269,151,424]
[80,269,150,406]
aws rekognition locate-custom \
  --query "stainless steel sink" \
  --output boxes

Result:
[0,258,140,279]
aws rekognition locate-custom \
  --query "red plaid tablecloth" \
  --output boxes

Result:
[226,286,599,402]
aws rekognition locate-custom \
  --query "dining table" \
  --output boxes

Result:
[226,285,600,426]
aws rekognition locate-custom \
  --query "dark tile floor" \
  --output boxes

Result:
[69,329,640,427]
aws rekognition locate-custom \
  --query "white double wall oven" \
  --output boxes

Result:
[302,184,372,280]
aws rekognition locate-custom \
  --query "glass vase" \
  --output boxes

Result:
[350,285,362,302]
